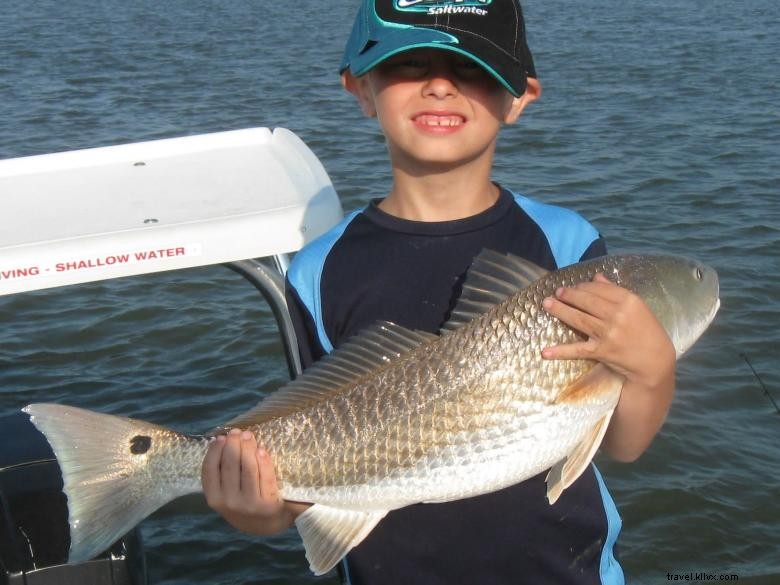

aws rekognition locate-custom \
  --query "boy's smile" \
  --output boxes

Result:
[412,111,465,133]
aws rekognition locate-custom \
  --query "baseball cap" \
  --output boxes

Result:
[340,0,537,96]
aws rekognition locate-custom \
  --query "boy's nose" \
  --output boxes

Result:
[421,70,458,99]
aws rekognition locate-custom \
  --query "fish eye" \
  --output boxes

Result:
[693,267,703,281]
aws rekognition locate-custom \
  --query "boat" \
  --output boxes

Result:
[0,128,343,584]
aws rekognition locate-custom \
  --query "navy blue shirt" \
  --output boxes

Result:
[285,187,624,585]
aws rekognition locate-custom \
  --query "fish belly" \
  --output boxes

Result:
[280,399,611,511]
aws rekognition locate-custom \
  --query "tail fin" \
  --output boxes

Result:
[23,403,203,564]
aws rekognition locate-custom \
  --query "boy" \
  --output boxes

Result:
[202,1,676,583]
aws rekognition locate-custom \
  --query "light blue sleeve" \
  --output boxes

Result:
[511,191,602,267]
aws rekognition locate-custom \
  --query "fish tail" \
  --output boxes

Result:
[23,403,205,564]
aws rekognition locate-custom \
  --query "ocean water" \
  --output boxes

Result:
[1,1,778,584]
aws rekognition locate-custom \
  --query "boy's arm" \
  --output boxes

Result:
[285,278,327,369]
[541,273,677,462]
[200,278,321,534]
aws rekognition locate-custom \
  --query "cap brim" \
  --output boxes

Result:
[343,27,528,97]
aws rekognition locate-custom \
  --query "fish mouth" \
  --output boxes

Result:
[711,297,721,319]
[676,297,720,358]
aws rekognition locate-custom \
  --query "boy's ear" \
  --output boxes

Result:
[503,77,542,124]
[341,71,377,118]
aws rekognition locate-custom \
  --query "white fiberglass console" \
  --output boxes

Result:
[0,127,343,296]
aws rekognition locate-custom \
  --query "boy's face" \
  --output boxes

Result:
[343,48,540,172]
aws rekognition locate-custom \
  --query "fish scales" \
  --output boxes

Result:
[255,262,608,506]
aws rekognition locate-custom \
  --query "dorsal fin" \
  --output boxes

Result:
[215,322,437,431]
[442,249,550,332]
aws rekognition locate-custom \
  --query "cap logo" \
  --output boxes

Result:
[395,0,492,15]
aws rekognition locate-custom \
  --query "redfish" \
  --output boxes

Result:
[24,251,719,574]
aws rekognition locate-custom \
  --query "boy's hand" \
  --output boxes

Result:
[541,273,677,462]
[202,428,309,535]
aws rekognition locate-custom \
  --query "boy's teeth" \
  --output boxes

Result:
[416,115,463,127]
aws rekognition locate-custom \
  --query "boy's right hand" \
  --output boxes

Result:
[202,428,309,535]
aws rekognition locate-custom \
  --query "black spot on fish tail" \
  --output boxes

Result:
[130,435,152,454]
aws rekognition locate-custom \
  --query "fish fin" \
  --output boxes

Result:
[546,409,616,505]
[219,322,437,430]
[556,363,624,404]
[22,403,192,563]
[442,249,549,332]
[295,504,387,575]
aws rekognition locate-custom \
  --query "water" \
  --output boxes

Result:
[1,0,778,583]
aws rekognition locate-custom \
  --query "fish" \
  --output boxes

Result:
[22,251,720,575]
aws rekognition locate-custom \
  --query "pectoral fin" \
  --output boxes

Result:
[546,409,615,504]
[295,504,388,575]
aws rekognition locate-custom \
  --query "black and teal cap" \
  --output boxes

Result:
[340,0,537,96]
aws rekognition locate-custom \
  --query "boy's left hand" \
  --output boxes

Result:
[541,273,677,461]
